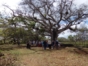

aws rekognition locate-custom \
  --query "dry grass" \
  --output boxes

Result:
[0,54,17,66]
[1,46,88,66]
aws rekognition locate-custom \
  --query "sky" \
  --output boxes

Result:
[0,0,21,8]
[0,0,87,13]
[74,0,88,5]
[0,0,88,10]
[0,0,21,12]
[0,0,88,38]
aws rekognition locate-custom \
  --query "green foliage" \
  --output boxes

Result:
[29,21,35,28]
[39,28,45,33]
[68,35,75,42]
[0,10,46,44]
[58,37,68,42]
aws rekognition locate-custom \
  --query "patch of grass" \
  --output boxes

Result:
[6,49,36,56]
[0,54,17,66]
[17,47,88,66]
[1,44,88,66]
[61,41,88,48]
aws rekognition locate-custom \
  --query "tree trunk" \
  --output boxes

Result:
[51,31,58,49]
[51,29,58,41]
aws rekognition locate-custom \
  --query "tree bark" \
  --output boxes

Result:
[51,29,58,41]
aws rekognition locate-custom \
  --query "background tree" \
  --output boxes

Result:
[0,13,9,44]
[68,35,75,42]
[58,37,68,42]
[19,0,88,41]
[75,26,88,47]
[75,26,88,41]
[0,8,45,44]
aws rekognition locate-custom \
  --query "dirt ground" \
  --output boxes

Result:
[0,45,88,66]
[12,47,88,66]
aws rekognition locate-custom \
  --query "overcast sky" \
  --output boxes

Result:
[0,0,88,38]
[0,0,88,9]
[0,0,87,13]
[0,0,21,8]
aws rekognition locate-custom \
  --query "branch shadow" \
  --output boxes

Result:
[68,47,88,55]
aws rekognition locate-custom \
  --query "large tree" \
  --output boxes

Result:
[20,0,88,40]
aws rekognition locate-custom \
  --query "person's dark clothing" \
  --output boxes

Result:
[48,45,51,49]
[26,42,31,49]
[43,41,47,50]
[17,41,20,46]
[55,41,59,49]
[52,41,55,49]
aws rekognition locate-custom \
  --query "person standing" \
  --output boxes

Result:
[17,40,20,46]
[43,40,47,50]
[48,39,52,49]
[52,40,55,49]
[26,41,31,49]
[55,40,59,49]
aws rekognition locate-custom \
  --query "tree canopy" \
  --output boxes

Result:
[0,0,88,43]
[19,0,88,40]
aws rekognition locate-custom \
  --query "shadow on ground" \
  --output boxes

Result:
[67,47,88,55]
